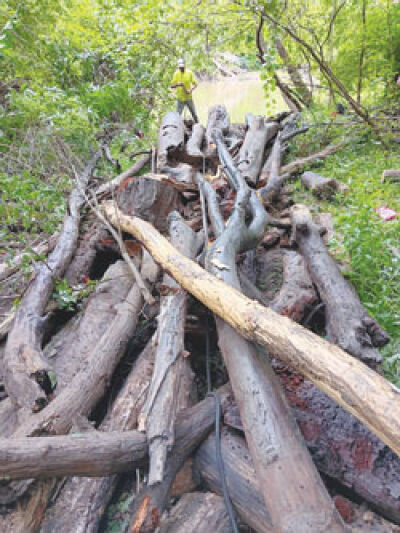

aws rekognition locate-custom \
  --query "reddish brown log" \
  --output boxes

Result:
[290,204,389,364]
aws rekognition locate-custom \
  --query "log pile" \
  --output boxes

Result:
[0,105,398,533]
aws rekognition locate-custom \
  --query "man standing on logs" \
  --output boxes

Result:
[170,58,199,123]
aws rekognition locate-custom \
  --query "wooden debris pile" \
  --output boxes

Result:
[0,106,399,533]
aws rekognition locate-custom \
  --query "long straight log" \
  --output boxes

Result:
[0,430,147,479]
[280,142,345,176]
[103,202,400,458]
[195,431,272,532]
[290,204,389,364]
[157,112,185,169]
[40,337,156,533]
[203,134,343,531]
[139,213,201,484]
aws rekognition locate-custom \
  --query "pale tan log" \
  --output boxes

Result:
[103,202,400,458]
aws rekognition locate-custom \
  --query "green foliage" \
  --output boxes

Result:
[52,278,97,311]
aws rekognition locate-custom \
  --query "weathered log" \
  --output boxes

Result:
[4,150,102,412]
[381,169,400,183]
[301,171,341,199]
[0,430,147,479]
[280,142,345,175]
[159,163,196,185]
[205,105,230,157]
[11,252,158,439]
[195,431,272,532]
[158,492,230,533]
[157,112,185,169]
[185,123,205,162]
[127,388,229,533]
[40,337,156,533]
[237,117,278,185]
[204,134,344,532]
[290,204,389,364]
[259,133,283,201]
[103,202,400,458]
[116,174,180,233]
[95,153,151,198]
[140,213,201,484]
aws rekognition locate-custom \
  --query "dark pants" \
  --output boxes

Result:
[176,99,199,123]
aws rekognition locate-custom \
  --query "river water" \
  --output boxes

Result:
[194,72,288,124]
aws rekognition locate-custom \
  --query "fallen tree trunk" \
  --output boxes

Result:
[301,171,342,199]
[127,388,228,533]
[139,213,201,485]
[290,204,389,364]
[381,169,400,183]
[158,492,230,533]
[11,253,158,439]
[185,123,205,162]
[280,142,345,176]
[205,105,230,158]
[4,150,102,412]
[259,133,284,202]
[237,117,278,186]
[0,430,147,479]
[40,337,156,533]
[195,431,272,532]
[203,133,343,532]
[157,112,185,169]
[103,202,400,458]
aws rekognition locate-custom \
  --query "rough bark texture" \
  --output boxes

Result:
[158,492,230,533]
[237,118,278,185]
[195,431,273,533]
[301,171,341,200]
[116,174,180,233]
[103,202,400,459]
[140,213,201,485]
[40,337,156,533]
[290,204,389,364]
[128,388,229,533]
[4,150,102,412]
[157,112,185,169]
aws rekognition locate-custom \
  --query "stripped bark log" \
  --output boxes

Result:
[301,171,341,199]
[116,175,180,233]
[280,142,345,176]
[158,492,230,533]
[95,153,151,199]
[237,118,279,186]
[185,123,205,162]
[204,133,344,532]
[0,430,147,479]
[127,388,229,533]
[11,252,158,439]
[4,150,102,412]
[290,204,389,364]
[157,112,185,169]
[159,163,196,186]
[195,431,272,533]
[139,212,201,485]
[103,202,400,458]
[40,337,156,533]
[205,105,230,158]
[259,133,283,202]
[381,169,400,183]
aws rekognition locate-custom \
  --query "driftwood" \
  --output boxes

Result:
[95,153,151,198]
[11,253,158,439]
[237,117,279,185]
[185,123,205,162]
[116,174,180,233]
[205,105,230,158]
[139,213,201,484]
[280,142,345,175]
[195,431,273,532]
[259,133,284,201]
[301,171,342,199]
[127,388,228,532]
[158,492,230,533]
[160,163,196,185]
[290,204,389,364]
[103,202,400,458]
[381,169,400,183]
[157,112,185,169]
[0,430,148,479]
[4,150,102,412]
[203,131,343,531]
[40,337,156,533]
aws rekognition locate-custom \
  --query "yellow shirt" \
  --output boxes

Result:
[171,69,197,102]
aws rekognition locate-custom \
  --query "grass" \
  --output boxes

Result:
[290,124,400,384]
